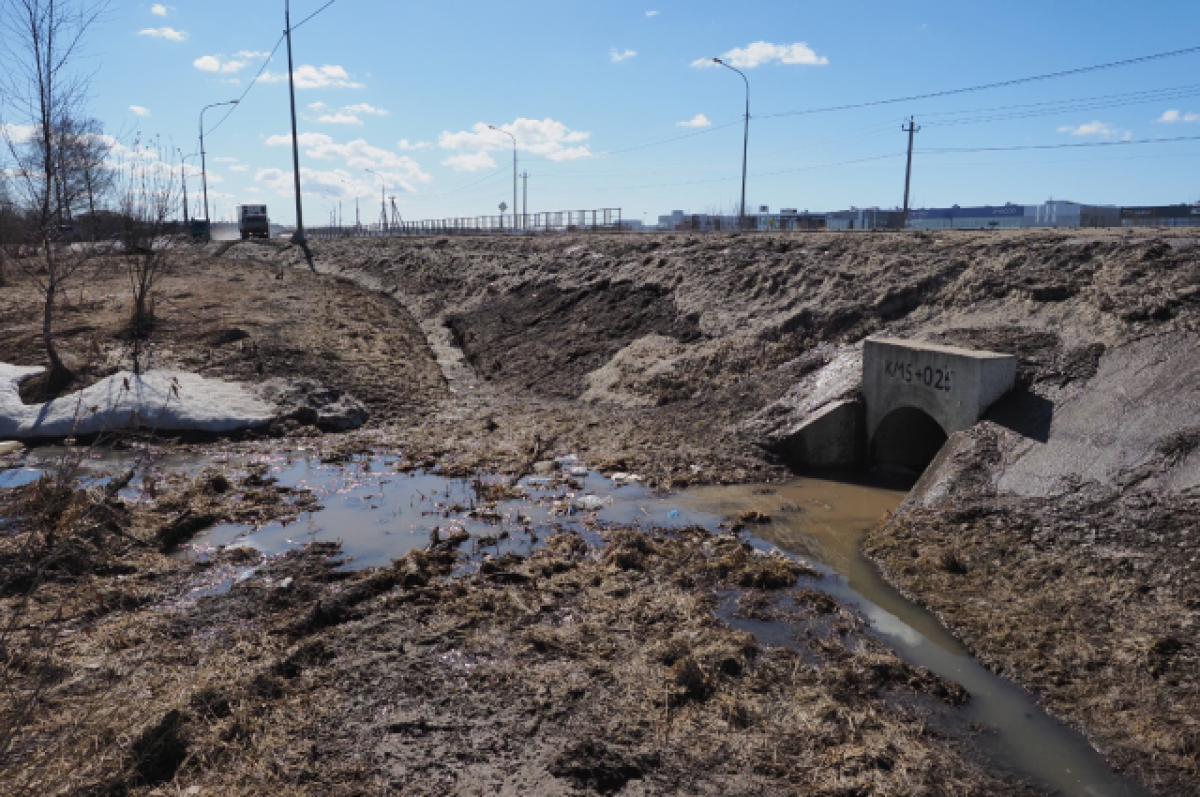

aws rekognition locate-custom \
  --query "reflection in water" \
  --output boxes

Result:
[685,476,1146,797]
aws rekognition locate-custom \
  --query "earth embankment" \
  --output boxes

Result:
[279,228,1199,794]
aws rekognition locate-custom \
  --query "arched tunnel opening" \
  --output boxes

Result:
[870,407,949,474]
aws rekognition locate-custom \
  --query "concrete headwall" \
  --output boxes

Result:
[863,337,1017,441]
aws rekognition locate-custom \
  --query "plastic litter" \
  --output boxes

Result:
[667,510,681,518]
[0,441,24,456]
[610,472,643,487]
[567,466,589,477]
[574,494,610,511]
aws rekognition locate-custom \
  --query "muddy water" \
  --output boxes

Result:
[684,476,1147,797]
[0,447,1149,794]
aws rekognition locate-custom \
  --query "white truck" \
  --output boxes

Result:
[237,204,270,240]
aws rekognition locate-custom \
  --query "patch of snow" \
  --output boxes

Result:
[0,364,275,439]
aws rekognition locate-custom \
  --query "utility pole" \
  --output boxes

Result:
[902,116,921,229]
[521,172,528,229]
[284,0,310,255]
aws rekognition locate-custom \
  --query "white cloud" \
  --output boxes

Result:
[256,165,423,199]
[1057,121,1131,140]
[343,103,388,116]
[318,113,363,125]
[212,156,238,163]
[150,3,167,16]
[1158,109,1200,124]
[438,118,592,162]
[261,65,363,89]
[442,152,496,172]
[263,132,431,188]
[646,10,659,17]
[308,101,328,111]
[129,105,151,117]
[229,165,250,172]
[0,123,36,144]
[677,113,711,128]
[398,139,432,151]
[610,48,637,63]
[138,26,187,41]
[235,50,270,59]
[193,54,252,73]
[693,41,828,69]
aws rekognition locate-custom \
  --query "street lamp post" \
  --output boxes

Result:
[199,100,238,235]
[488,125,518,231]
[365,167,387,231]
[713,58,750,230]
[177,148,199,225]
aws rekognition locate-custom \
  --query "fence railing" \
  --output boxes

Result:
[308,208,623,239]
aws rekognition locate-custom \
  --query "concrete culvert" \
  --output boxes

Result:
[870,406,949,474]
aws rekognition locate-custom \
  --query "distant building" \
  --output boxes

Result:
[757,209,826,231]
[656,210,746,231]
[906,201,1119,230]
[826,208,905,231]
[1120,205,1200,227]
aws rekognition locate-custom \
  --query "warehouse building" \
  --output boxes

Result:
[1120,205,1200,227]
[906,201,1119,230]
[825,208,905,230]
[757,209,826,231]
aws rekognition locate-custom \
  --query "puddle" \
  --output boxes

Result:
[0,444,212,500]
[684,476,1147,797]
[177,453,714,569]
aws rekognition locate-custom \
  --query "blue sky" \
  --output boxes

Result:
[70,1,1200,224]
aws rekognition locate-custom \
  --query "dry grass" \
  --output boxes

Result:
[868,490,1200,795]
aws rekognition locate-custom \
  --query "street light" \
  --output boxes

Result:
[200,100,238,233]
[365,167,387,231]
[488,125,518,231]
[713,57,750,230]
[177,148,199,225]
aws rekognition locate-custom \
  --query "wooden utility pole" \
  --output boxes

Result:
[902,117,921,229]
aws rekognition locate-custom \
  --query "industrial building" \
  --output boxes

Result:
[757,209,826,231]
[656,199,1195,234]
[1120,205,1200,227]
[657,210,744,231]
[825,208,905,231]
[906,201,1120,230]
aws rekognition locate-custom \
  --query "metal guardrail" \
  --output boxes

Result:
[308,208,623,239]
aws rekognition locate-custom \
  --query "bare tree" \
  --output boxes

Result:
[114,140,177,373]
[0,178,15,286]
[0,0,108,391]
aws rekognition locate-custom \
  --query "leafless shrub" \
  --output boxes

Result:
[113,139,178,372]
[1,0,110,391]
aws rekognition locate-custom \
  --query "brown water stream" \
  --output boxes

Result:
[685,475,1146,797]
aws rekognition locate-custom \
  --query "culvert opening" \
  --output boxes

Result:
[870,407,949,474]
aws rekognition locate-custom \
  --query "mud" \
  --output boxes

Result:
[2,227,1198,794]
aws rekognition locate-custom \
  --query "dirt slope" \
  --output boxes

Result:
[269,228,1198,794]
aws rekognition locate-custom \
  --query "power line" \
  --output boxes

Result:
[203,33,287,138]
[292,0,339,31]
[923,85,1200,128]
[920,83,1200,120]
[918,134,1200,154]
[759,44,1200,120]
